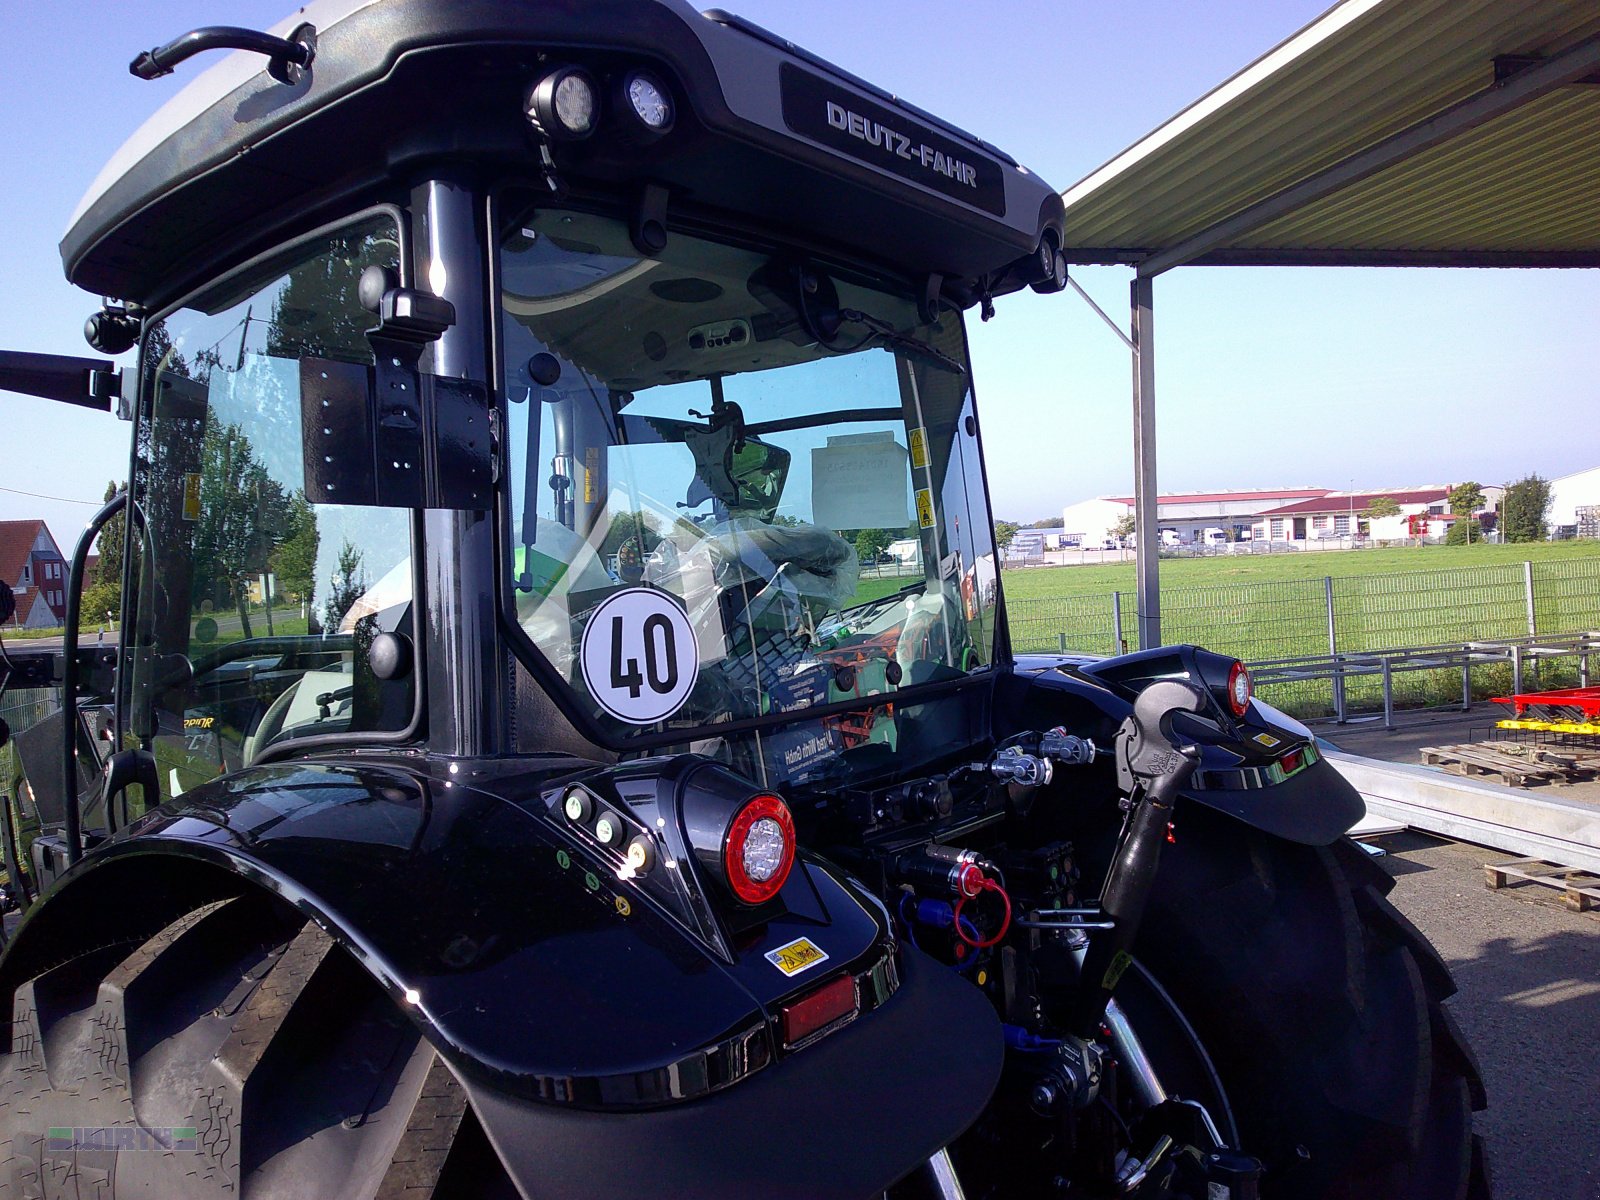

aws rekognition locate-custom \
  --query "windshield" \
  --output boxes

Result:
[499,202,1000,768]
[124,216,416,800]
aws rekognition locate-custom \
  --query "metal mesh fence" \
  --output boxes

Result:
[1531,557,1600,635]
[1004,555,1600,718]
[1007,593,1124,657]
[1330,563,1529,650]
[1,687,56,788]
[2,686,57,888]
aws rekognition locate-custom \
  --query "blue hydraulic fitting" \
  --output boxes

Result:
[1003,1024,1062,1053]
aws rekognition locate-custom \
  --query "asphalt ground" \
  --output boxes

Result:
[1373,830,1600,1200]
[1321,706,1600,809]
[1325,706,1600,1195]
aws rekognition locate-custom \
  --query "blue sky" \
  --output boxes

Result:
[3,0,1597,545]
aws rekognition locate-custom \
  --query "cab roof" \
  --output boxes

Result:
[64,0,1063,306]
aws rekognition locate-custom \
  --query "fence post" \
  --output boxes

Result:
[1325,576,1346,723]
[1381,657,1394,731]
[1111,592,1125,655]
[1059,633,1067,654]
[1523,560,1537,636]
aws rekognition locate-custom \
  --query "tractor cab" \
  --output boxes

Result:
[0,5,1071,1196]
[3,0,1066,836]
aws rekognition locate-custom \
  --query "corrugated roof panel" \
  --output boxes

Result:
[1243,90,1600,251]
[1060,0,1600,263]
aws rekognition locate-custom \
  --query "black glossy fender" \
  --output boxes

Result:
[464,944,1002,1200]
[1001,656,1364,846]
[0,753,1001,1152]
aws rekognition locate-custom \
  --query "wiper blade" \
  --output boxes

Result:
[836,309,965,375]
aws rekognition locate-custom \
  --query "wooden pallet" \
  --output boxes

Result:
[1419,742,1600,787]
[1484,857,1600,912]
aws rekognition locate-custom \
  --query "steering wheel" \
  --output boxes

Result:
[243,680,302,766]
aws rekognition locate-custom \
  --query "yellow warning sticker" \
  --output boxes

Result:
[765,937,830,978]
[584,447,599,503]
[908,427,929,469]
[915,488,935,529]
[182,473,202,521]
[1101,949,1134,992]
[1252,732,1281,749]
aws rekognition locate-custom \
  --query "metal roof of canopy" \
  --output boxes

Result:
[1051,0,1600,650]
[1059,0,1600,273]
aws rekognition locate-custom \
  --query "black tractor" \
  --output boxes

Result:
[0,3,1486,1197]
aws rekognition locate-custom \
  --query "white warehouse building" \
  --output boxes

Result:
[1549,466,1600,539]
[1061,488,1329,546]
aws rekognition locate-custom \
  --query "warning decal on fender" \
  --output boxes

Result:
[765,937,830,977]
[580,588,699,725]
[1101,949,1134,992]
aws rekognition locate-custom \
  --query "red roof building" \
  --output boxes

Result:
[1256,488,1450,517]
[1251,487,1493,543]
[0,519,69,629]
[1106,488,1330,508]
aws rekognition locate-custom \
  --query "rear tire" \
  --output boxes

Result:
[0,891,514,1199]
[1134,812,1491,1199]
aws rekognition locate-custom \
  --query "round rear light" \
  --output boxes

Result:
[724,794,795,905]
[525,67,598,140]
[622,71,674,134]
[1227,660,1253,717]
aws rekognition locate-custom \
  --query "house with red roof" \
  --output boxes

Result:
[0,519,69,629]
[1252,486,1500,544]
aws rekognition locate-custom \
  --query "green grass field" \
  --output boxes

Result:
[1001,540,1600,716]
[1001,540,1600,600]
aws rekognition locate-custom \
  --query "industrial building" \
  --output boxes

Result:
[1060,487,1328,546]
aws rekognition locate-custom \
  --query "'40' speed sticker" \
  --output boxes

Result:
[581,588,699,724]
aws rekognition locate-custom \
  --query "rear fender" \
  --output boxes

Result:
[1003,655,1363,845]
[0,755,1002,1197]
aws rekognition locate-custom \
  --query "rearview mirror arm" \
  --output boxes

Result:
[0,350,122,413]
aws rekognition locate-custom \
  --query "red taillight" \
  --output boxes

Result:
[1226,660,1253,717]
[1280,749,1303,775]
[723,793,795,905]
[780,973,857,1047]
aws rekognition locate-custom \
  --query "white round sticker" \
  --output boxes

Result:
[580,588,699,725]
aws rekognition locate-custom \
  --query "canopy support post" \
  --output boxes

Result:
[1131,274,1160,649]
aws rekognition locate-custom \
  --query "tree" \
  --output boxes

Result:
[1362,496,1401,521]
[1499,474,1552,543]
[191,415,282,638]
[323,540,368,632]
[1026,517,1061,529]
[79,480,128,627]
[994,520,1021,552]
[853,528,893,562]
[1447,481,1486,545]
[270,490,321,614]
[602,510,664,559]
